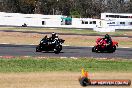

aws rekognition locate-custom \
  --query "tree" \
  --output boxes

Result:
[128,0,132,13]
[1,0,131,17]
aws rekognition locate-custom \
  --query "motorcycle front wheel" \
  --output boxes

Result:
[54,45,62,54]
[36,46,41,52]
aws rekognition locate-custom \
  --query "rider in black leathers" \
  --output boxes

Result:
[52,35,59,45]
[49,32,57,42]
[44,32,59,45]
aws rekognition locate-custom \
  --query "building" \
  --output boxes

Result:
[0,12,62,27]
[0,12,132,32]
[95,13,132,32]
[0,12,100,29]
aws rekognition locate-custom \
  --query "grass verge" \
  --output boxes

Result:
[0,27,132,36]
[0,58,132,73]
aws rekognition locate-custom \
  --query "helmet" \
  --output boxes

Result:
[52,32,56,37]
[55,34,58,38]
[104,34,110,39]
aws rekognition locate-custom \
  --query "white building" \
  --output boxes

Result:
[0,12,132,32]
[0,12,62,27]
[94,13,132,32]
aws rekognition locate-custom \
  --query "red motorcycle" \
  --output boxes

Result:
[92,37,118,53]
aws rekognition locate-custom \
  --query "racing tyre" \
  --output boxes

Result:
[36,46,41,52]
[112,46,116,52]
[109,46,116,53]
[92,47,95,52]
[92,46,99,52]
[94,46,99,53]
[54,45,62,54]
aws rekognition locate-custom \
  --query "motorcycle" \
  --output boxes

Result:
[92,37,118,53]
[36,36,65,54]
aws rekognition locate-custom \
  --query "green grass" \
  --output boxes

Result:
[0,27,132,36]
[0,27,97,34]
[0,58,132,73]
[119,41,132,45]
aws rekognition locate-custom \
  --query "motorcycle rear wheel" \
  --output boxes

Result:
[109,46,116,53]
[54,45,62,54]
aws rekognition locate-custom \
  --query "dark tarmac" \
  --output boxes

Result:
[0,44,132,59]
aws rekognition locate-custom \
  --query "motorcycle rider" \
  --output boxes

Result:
[49,32,57,42]
[52,35,59,45]
[103,34,112,48]
[51,35,60,52]
[48,32,60,44]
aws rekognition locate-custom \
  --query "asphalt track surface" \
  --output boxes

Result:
[0,29,131,59]
[0,44,132,59]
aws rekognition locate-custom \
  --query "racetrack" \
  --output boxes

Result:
[0,32,132,88]
[0,44,132,59]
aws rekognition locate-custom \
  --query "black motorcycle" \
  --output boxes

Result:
[36,37,65,54]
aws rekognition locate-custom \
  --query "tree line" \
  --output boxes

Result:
[0,0,131,18]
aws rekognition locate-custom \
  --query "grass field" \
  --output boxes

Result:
[0,58,132,73]
[0,58,132,88]
[1,27,132,36]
